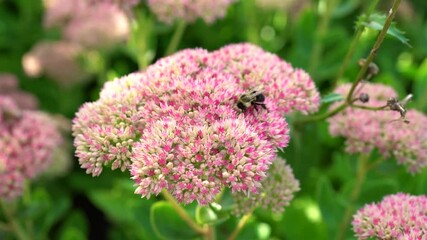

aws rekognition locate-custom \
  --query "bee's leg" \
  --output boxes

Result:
[260,104,267,110]
[253,104,259,112]
[254,103,268,112]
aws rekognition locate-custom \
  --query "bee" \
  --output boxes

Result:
[237,88,268,112]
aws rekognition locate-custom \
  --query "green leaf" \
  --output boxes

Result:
[357,13,411,47]
[40,191,71,235]
[58,228,87,240]
[195,205,229,226]
[316,177,344,238]
[235,221,271,240]
[195,206,217,225]
[332,0,360,18]
[150,201,201,240]
[280,197,328,240]
[415,171,427,195]
[87,179,159,239]
[57,210,88,240]
[413,58,427,110]
[321,93,344,104]
[358,178,399,204]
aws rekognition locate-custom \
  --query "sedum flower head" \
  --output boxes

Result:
[147,0,235,24]
[22,41,87,86]
[64,3,130,49]
[352,193,427,240]
[73,44,318,204]
[43,0,88,28]
[328,83,427,173]
[0,73,38,110]
[0,96,62,200]
[208,43,321,115]
[231,158,300,216]
[88,0,140,9]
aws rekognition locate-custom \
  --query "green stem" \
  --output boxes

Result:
[366,157,384,171]
[165,20,187,56]
[294,0,402,125]
[0,201,30,240]
[295,103,347,124]
[22,182,34,238]
[128,11,155,70]
[227,212,252,240]
[205,225,215,240]
[335,154,370,240]
[309,0,338,74]
[161,190,207,235]
[334,0,379,86]
[346,0,402,103]
[352,104,388,111]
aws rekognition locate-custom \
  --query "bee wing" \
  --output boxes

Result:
[246,86,265,98]
[399,94,413,106]
[249,85,264,93]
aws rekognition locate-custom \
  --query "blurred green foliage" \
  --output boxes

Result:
[1,0,427,239]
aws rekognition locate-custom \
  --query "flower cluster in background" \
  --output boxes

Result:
[328,83,427,173]
[0,96,62,200]
[43,0,132,40]
[62,2,130,49]
[22,41,87,86]
[0,74,38,110]
[23,0,134,86]
[231,158,300,216]
[352,193,427,240]
[73,43,319,207]
[0,74,72,200]
[147,0,235,24]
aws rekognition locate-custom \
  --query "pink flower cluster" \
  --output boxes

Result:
[45,0,130,48]
[24,0,132,85]
[88,0,140,10]
[0,74,38,110]
[207,44,320,115]
[22,41,88,86]
[328,83,427,173]
[232,158,300,216]
[73,43,319,204]
[63,3,130,49]
[147,0,235,24]
[352,193,427,240]
[0,97,62,201]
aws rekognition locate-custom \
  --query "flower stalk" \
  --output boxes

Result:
[227,211,253,240]
[161,190,207,235]
[335,153,370,240]
[296,0,402,125]
[334,0,379,86]
[165,20,187,55]
[0,201,30,240]
[346,0,401,103]
[309,0,338,75]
